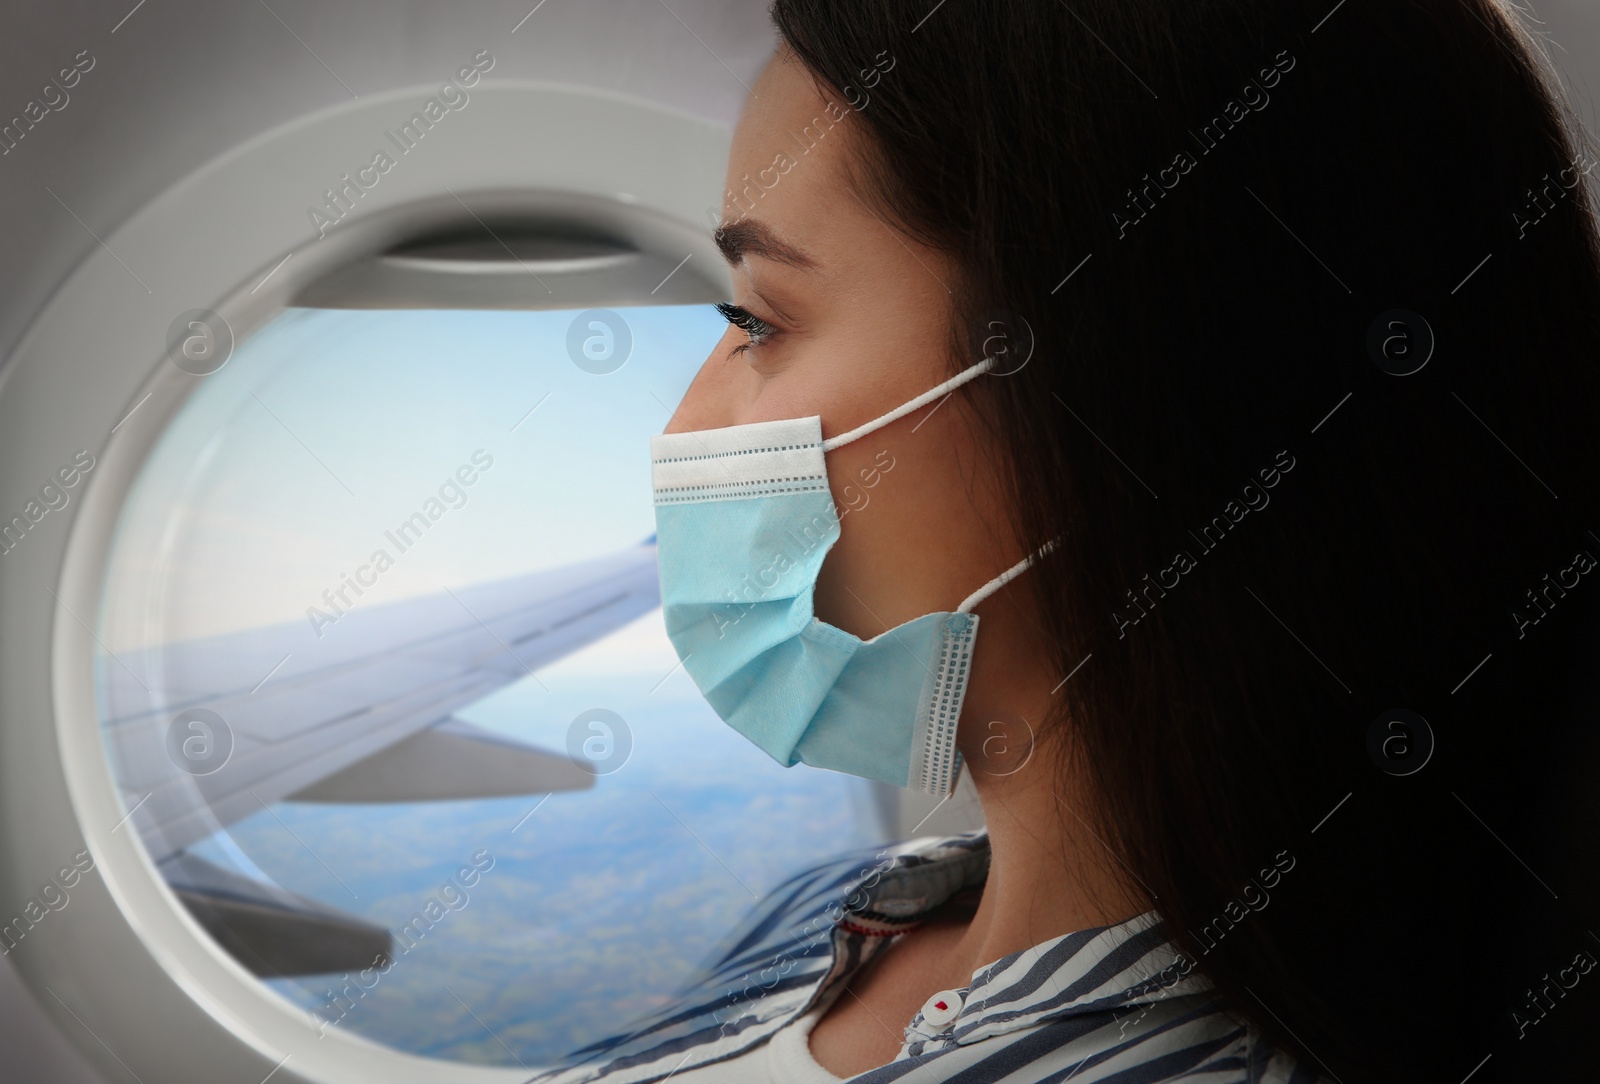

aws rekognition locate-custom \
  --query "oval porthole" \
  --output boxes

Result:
[88,208,908,1069]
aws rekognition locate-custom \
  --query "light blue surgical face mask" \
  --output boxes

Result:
[649,356,1056,797]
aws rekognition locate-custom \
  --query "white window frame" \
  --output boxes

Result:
[0,80,729,1084]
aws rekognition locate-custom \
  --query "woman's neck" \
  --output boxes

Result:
[919,761,1147,998]
[942,581,1150,991]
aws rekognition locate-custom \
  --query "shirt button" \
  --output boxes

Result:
[920,990,963,1029]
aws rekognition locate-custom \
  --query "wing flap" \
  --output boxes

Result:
[160,852,391,978]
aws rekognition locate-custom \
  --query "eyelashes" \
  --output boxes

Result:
[715,301,778,359]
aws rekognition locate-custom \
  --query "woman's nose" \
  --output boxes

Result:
[662,330,745,435]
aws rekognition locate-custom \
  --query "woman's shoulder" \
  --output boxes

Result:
[1019,1000,1333,1084]
[518,834,986,1084]
[690,830,989,979]
[1141,1007,1331,1084]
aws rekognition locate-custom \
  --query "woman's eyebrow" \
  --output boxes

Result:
[712,219,817,271]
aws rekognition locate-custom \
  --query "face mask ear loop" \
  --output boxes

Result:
[820,355,995,453]
[956,537,1062,614]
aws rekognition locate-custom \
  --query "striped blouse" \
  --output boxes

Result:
[522,829,1330,1084]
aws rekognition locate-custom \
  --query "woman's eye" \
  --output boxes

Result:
[715,301,778,358]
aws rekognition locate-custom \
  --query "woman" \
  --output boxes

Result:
[530,1,1600,1081]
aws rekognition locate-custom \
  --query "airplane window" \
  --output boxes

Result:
[92,302,896,1066]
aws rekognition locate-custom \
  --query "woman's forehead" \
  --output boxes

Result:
[720,54,861,254]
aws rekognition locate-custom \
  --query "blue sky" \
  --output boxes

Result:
[101,304,721,653]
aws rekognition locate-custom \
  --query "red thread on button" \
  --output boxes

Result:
[838,918,925,938]
[934,1000,948,1011]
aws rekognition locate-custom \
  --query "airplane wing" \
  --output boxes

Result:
[96,536,661,974]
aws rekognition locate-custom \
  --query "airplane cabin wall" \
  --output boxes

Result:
[0,3,773,1081]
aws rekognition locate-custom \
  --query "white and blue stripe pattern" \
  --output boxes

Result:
[521,831,1330,1084]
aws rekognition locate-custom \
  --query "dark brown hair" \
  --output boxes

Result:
[769,1,1600,1079]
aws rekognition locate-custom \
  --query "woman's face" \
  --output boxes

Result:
[664,46,1028,647]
